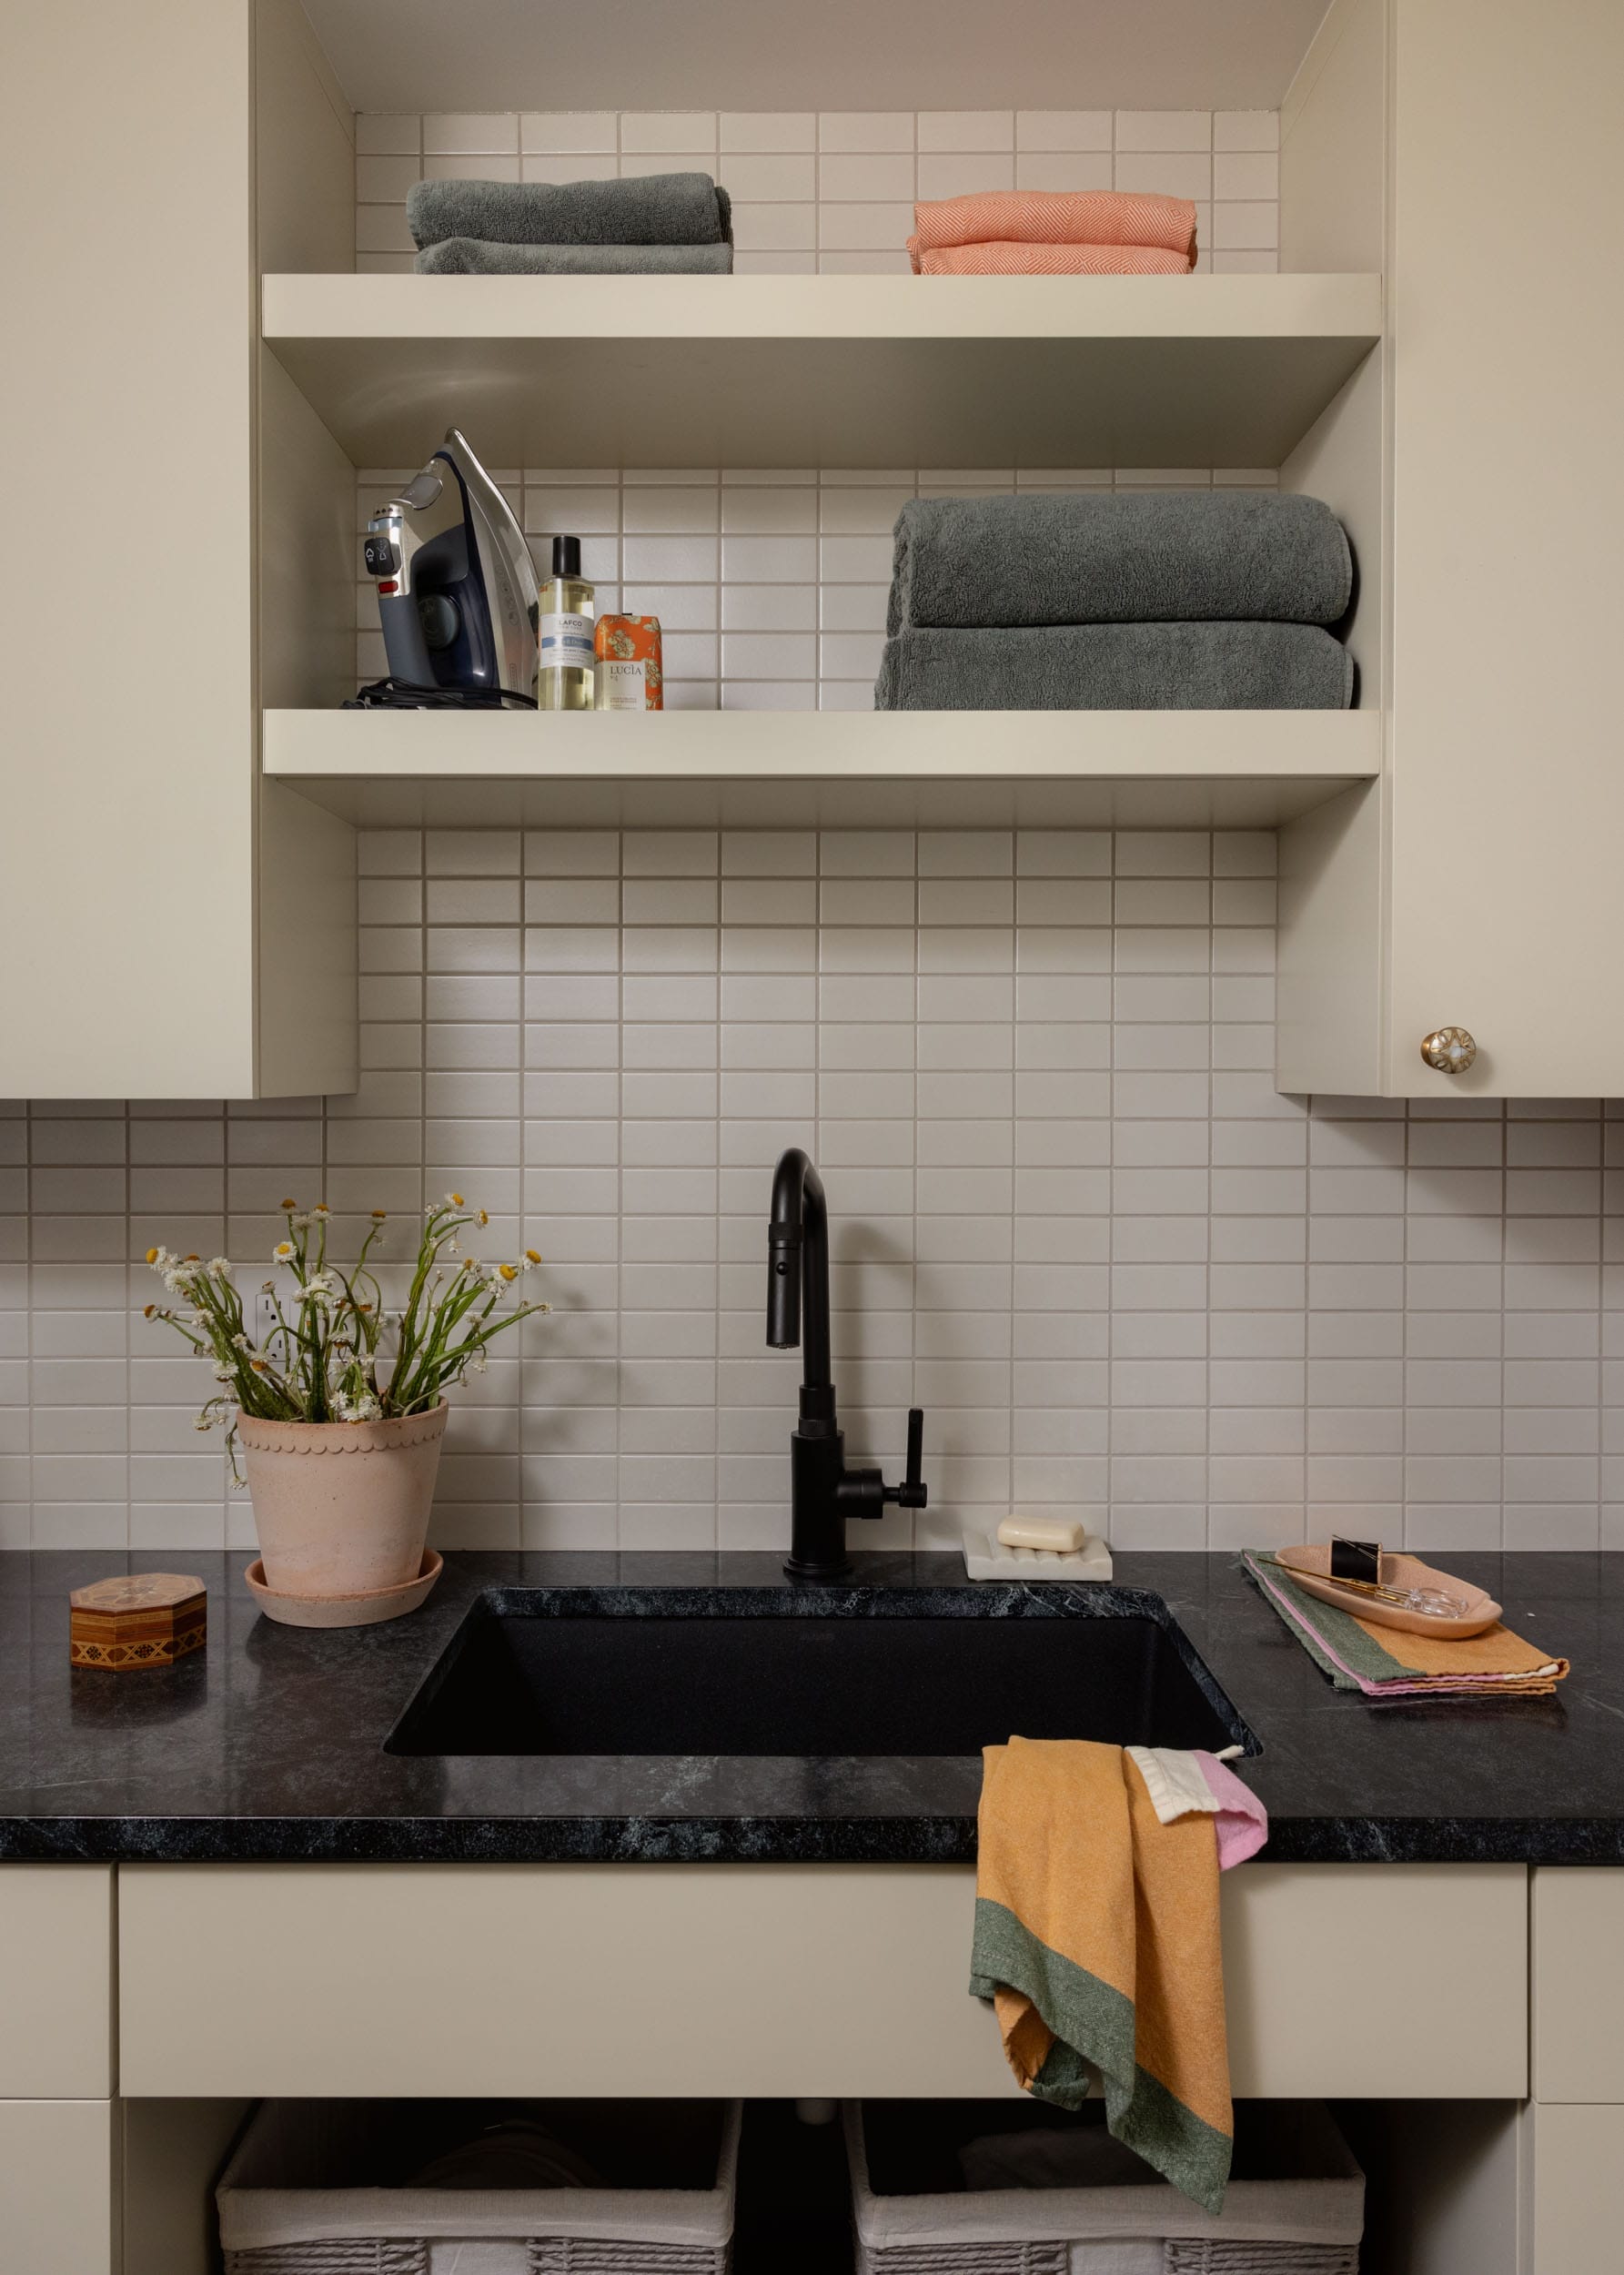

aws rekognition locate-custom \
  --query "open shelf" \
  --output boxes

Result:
[262,706,1379,828]
[261,272,1382,470]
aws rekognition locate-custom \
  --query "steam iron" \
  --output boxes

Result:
[355,430,539,707]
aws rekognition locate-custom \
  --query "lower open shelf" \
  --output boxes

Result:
[262,706,1379,829]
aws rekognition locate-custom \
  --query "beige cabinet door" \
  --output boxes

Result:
[0,2099,119,2275]
[1385,0,1624,1097]
[119,1860,1527,2100]
[1528,2106,1624,2275]
[0,1867,114,2098]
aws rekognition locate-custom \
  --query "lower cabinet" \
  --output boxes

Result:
[1528,1870,1624,2272]
[1527,2106,1624,2275]
[116,1860,1528,2100]
[0,2098,119,2275]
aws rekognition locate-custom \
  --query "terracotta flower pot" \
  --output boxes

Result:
[236,1404,449,1603]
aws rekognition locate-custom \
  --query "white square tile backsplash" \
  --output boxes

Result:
[354,106,1277,278]
[5,832,1622,1555]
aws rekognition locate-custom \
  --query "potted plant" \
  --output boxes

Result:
[141,1195,546,1621]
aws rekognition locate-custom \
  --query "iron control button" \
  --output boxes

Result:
[363,535,398,577]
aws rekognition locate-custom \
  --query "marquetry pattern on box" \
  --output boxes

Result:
[68,1572,207,1671]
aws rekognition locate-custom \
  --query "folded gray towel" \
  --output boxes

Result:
[416,238,733,276]
[407,173,731,250]
[874,622,1354,711]
[887,492,1352,635]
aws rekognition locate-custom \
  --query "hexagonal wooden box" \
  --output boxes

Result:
[69,1572,207,1672]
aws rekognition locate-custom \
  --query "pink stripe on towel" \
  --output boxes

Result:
[1195,1753,1270,1868]
[907,238,1195,277]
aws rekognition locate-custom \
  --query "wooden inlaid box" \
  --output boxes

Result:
[68,1572,207,1671]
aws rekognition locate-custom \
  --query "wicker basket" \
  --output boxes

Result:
[842,2100,1364,2275]
[217,2099,740,2275]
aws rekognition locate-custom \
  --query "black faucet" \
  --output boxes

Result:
[766,1147,928,1579]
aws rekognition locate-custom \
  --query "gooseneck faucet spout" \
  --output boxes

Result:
[766,1146,928,1581]
[767,1148,830,1389]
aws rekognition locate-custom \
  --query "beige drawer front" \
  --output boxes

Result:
[0,2099,119,2275]
[120,1860,1528,2100]
[0,1866,114,2097]
[1534,1867,1624,2101]
[1529,2105,1624,2275]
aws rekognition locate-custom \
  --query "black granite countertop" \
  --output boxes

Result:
[2,1548,1619,1866]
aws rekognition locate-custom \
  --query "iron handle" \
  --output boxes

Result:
[1420,1026,1477,1075]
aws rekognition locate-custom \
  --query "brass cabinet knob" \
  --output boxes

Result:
[1420,1027,1477,1074]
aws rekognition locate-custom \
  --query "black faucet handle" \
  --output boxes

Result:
[884,1407,928,1511]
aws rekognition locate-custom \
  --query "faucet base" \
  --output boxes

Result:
[782,1551,853,1582]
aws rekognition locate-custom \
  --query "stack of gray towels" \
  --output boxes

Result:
[407,172,733,276]
[874,492,1354,710]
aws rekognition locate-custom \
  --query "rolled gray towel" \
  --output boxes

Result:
[887,491,1352,635]
[873,622,1355,710]
[416,238,733,276]
[407,173,731,249]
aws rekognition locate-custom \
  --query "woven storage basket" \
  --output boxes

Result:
[842,2100,1363,2275]
[217,2099,740,2275]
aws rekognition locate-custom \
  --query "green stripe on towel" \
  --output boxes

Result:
[1246,1552,1424,1681]
[971,1896,1233,2217]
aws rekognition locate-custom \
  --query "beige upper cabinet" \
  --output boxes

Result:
[1277,0,1624,1097]
[5,0,1614,1101]
[0,0,354,1102]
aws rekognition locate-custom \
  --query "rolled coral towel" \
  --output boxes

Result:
[407,172,732,249]
[888,492,1354,633]
[874,622,1355,711]
[910,240,1195,276]
[417,238,733,276]
[913,187,1196,258]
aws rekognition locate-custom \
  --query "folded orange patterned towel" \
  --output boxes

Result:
[910,239,1195,276]
[911,187,1197,262]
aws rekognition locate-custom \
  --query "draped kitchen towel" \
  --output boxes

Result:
[910,239,1195,276]
[1243,1553,1569,1699]
[972,1736,1234,2214]
[416,238,733,276]
[875,622,1355,711]
[407,172,732,249]
[912,187,1197,259]
[887,494,1354,634]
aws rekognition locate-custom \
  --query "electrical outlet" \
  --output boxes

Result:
[253,1289,278,1347]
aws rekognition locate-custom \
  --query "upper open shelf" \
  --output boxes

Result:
[261,272,1382,471]
[263,706,1379,829]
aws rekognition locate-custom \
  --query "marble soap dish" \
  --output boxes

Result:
[961,1528,1114,1582]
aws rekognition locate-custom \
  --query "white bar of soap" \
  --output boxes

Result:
[996,1514,1086,1552]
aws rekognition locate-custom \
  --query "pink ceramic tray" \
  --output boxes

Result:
[1276,1544,1502,1640]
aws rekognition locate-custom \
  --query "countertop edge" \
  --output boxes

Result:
[5,1815,1621,1867]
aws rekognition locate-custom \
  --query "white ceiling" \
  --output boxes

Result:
[301,1,1332,116]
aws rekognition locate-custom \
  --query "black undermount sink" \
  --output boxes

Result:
[385,1587,1254,1759]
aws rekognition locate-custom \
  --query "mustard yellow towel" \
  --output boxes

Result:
[971,1736,1232,2213]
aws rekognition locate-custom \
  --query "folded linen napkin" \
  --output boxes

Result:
[1244,1552,1568,1698]
[416,238,733,276]
[875,622,1355,711]
[913,187,1196,259]
[888,493,1354,634]
[407,172,732,249]
[972,1736,1236,2213]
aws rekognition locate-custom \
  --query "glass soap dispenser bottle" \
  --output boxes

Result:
[539,534,595,711]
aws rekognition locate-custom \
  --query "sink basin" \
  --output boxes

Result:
[386,1587,1252,1758]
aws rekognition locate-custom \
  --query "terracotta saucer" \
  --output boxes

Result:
[245,1548,443,1629]
[1276,1543,1501,1640]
